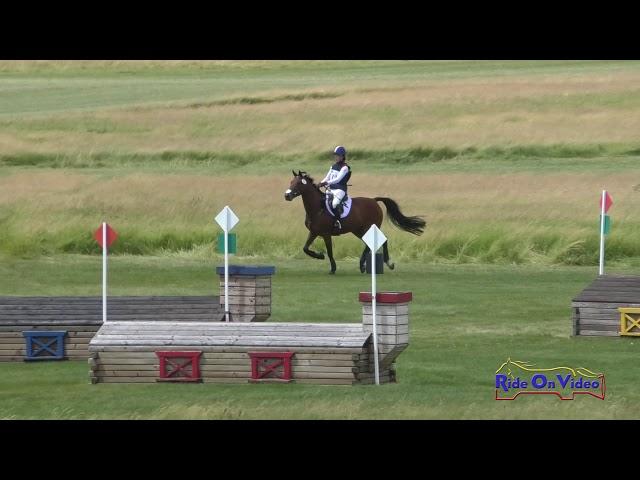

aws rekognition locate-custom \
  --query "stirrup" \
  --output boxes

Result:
[334,219,342,229]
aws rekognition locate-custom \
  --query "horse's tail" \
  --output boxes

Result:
[374,197,426,236]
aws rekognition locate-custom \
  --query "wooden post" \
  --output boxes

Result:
[359,291,411,380]
[217,266,275,322]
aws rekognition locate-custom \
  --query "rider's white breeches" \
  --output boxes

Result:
[331,188,346,208]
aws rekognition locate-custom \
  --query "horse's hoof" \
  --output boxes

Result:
[318,254,325,260]
[360,265,366,273]
[388,263,395,270]
[329,270,336,275]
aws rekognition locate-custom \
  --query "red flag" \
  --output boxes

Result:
[94,223,118,249]
[599,191,613,213]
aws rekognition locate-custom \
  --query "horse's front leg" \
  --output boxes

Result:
[322,235,337,274]
[303,232,325,260]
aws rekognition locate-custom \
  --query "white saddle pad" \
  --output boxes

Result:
[325,196,352,218]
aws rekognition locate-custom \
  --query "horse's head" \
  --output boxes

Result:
[495,358,519,381]
[285,170,318,201]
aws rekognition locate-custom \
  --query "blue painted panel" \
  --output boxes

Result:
[23,331,67,360]
[215,265,275,276]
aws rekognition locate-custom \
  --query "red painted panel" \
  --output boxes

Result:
[248,352,295,381]
[156,351,202,381]
[358,291,412,303]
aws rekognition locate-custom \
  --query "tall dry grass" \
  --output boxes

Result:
[1,171,639,264]
[2,61,640,264]
[2,64,640,154]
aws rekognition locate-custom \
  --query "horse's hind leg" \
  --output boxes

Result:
[359,245,370,273]
[383,241,395,270]
[322,235,337,274]
[303,233,324,260]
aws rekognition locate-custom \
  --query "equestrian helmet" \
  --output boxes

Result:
[333,145,346,157]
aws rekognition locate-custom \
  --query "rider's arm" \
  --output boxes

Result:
[325,165,349,185]
[320,168,332,185]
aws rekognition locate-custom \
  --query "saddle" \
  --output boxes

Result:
[324,193,352,219]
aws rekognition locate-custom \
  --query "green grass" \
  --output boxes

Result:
[0,256,638,419]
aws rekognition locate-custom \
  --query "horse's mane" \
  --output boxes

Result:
[298,171,314,183]
[293,170,324,193]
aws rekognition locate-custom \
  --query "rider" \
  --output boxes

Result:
[318,145,351,230]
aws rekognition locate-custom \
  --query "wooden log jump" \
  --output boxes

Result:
[571,275,640,336]
[0,296,222,361]
[0,266,276,361]
[88,291,412,386]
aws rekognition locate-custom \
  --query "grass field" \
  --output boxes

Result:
[1,256,638,419]
[1,61,640,419]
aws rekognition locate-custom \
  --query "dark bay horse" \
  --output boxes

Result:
[284,170,426,274]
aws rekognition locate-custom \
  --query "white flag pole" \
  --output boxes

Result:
[224,210,229,323]
[371,244,380,386]
[215,206,239,323]
[102,222,107,323]
[362,225,386,386]
[599,190,606,276]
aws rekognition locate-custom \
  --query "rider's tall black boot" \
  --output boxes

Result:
[334,203,343,229]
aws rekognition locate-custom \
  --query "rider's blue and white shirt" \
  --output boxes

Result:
[321,163,351,192]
